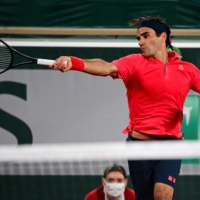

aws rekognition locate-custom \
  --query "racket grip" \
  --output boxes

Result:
[37,59,55,66]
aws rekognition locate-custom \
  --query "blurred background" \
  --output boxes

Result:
[0,0,200,145]
[0,0,200,199]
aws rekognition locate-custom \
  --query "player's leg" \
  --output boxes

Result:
[153,159,182,200]
[154,182,174,200]
[128,159,154,200]
[126,136,155,200]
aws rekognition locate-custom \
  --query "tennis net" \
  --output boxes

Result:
[0,140,200,200]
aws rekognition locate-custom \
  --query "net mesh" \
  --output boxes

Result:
[0,43,11,73]
[0,141,200,200]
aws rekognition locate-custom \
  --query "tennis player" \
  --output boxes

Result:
[50,15,200,200]
[84,164,135,200]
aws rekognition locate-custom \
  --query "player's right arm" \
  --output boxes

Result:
[49,56,118,78]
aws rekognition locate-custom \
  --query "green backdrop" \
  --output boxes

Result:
[0,0,200,28]
[0,175,200,200]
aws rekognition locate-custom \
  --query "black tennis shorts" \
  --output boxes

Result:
[126,135,182,200]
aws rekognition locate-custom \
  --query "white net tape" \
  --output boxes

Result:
[0,141,199,175]
[0,140,200,162]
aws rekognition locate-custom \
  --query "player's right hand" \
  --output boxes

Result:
[49,56,72,73]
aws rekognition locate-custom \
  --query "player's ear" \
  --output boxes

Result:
[161,32,167,43]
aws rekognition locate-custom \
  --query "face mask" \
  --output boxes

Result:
[104,180,125,197]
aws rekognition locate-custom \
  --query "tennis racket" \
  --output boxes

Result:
[0,39,55,74]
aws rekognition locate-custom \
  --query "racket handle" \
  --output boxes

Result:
[37,59,55,66]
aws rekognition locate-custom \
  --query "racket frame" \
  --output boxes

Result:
[0,39,41,74]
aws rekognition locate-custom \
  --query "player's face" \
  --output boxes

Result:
[137,27,163,57]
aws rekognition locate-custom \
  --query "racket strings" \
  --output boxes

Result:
[0,46,12,72]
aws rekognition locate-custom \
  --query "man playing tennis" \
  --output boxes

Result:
[50,15,200,200]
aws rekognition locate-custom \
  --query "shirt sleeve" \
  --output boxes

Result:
[191,65,200,93]
[111,54,139,84]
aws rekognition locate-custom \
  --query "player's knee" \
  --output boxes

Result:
[154,193,173,200]
[154,183,174,200]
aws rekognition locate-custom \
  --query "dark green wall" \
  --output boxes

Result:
[0,0,200,28]
[0,175,199,200]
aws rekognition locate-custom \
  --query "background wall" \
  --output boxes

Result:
[1,0,200,29]
[1,1,200,199]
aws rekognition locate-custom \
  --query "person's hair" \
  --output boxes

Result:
[129,15,172,48]
[103,164,127,179]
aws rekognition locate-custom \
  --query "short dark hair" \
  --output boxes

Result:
[129,15,170,34]
[129,15,172,49]
[103,164,127,179]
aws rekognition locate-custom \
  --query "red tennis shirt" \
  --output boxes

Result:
[84,186,135,200]
[112,51,200,138]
